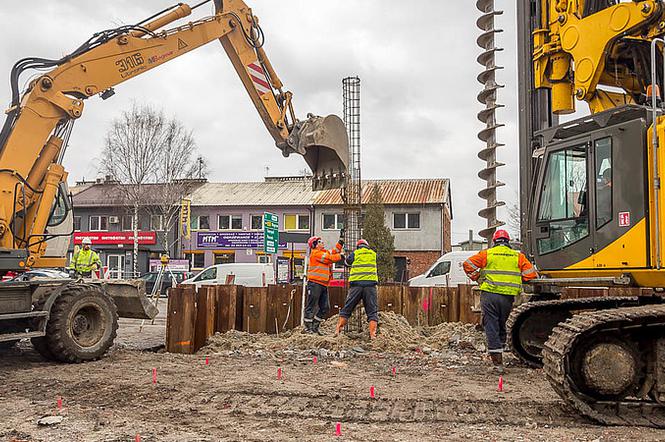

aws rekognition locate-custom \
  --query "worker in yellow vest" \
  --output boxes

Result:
[69,237,103,278]
[335,239,379,339]
[463,229,537,373]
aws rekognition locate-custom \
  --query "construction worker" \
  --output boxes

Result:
[304,236,344,335]
[463,229,537,373]
[69,237,102,278]
[335,239,379,339]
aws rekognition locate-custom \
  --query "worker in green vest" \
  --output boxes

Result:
[463,229,538,373]
[69,237,102,277]
[335,239,379,339]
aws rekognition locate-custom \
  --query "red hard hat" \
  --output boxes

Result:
[308,236,321,249]
[492,229,510,242]
[356,239,369,247]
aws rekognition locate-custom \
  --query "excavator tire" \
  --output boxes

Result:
[45,283,118,363]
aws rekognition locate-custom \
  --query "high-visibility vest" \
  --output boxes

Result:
[479,245,522,296]
[69,249,101,273]
[349,248,378,282]
[307,248,335,285]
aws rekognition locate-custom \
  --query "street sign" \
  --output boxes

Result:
[263,212,279,254]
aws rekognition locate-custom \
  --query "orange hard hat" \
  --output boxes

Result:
[308,236,321,249]
[492,229,510,242]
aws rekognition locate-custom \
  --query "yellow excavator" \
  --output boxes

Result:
[0,0,348,362]
[511,0,665,427]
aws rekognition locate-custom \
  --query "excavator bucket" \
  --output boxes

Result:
[296,115,349,191]
[93,279,158,320]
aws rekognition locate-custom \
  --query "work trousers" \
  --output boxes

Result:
[340,285,379,322]
[480,290,514,353]
[304,281,329,324]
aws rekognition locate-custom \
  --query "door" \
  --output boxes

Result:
[107,254,124,279]
[533,140,594,270]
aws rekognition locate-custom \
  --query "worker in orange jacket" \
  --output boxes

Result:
[304,236,344,335]
[463,229,537,373]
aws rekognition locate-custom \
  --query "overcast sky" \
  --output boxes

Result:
[0,1,524,244]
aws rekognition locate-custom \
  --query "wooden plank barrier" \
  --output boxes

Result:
[378,285,402,315]
[165,286,197,354]
[214,285,244,333]
[243,287,268,333]
[267,284,294,334]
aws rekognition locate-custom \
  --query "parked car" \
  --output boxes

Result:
[408,251,476,287]
[139,270,193,297]
[8,269,70,282]
[181,263,275,289]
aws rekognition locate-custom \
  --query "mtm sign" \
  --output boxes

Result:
[263,212,279,254]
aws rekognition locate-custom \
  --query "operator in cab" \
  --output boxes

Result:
[69,237,103,278]
[463,230,538,373]
[304,236,344,335]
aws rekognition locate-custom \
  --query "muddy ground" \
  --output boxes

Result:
[1,307,665,441]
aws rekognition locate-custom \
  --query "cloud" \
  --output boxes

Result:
[0,0,522,243]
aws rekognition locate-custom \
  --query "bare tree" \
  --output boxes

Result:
[100,104,206,275]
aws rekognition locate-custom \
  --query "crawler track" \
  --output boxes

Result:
[543,305,665,427]
[507,296,651,367]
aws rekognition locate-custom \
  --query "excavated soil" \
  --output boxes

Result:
[1,311,665,441]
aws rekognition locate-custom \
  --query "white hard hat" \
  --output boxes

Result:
[81,237,92,245]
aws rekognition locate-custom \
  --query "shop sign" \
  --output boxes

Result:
[197,231,286,249]
[74,231,157,245]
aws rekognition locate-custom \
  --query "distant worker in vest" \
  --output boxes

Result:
[69,237,103,278]
[463,229,537,373]
[335,239,379,340]
[304,236,344,335]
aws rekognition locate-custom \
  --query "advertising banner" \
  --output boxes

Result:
[74,231,157,245]
[180,199,191,240]
[197,231,286,249]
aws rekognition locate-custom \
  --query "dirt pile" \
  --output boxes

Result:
[202,312,486,355]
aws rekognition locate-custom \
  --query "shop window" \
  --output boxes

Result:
[323,214,344,230]
[594,137,613,229]
[185,252,205,269]
[191,215,210,230]
[251,215,263,230]
[90,215,108,232]
[284,214,309,231]
[214,252,235,265]
[393,213,420,229]
[537,144,589,254]
[73,216,81,232]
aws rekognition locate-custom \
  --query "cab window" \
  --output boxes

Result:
[594,137,612,229]
[194,267,217,282]
[537,144,589,254]
[427,261,451,278]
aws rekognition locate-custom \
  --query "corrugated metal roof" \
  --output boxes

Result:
[314,179,449,206]
[189,177,317,206]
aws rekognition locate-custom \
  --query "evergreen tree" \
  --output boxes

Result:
[362,184,396,282]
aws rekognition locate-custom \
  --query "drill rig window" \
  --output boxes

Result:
[594,137,613,229]
[537,144,589,254]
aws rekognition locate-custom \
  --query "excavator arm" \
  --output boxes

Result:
[0,0,348,270]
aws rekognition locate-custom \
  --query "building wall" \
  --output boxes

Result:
[393,251,441,281]
[181,205,312,271]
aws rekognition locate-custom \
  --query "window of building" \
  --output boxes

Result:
[214,252,235,265]
[251,215,263,230]
[185,252,205,269]
[89,215,108,231]
[393,213,420,229]
[73,216,81,232]
[121,215,133,231]
[150,215,164,231]
[191,215,210,230]
[594,137,613,229]
[218,215,242,230]
[284,214,309,231]
[322,213,344,230]
[537,144,589,254]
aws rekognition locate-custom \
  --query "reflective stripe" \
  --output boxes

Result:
[485,279,522,289]
[522,268,537,276]
[464,259,479,270]
[485,269,522,277]
[488,348,503,354]
[352,271,377,276]
[314,316,323,322]
[319,253,329,263]
[352,264,376,268]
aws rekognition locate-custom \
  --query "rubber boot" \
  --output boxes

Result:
[312,319,325,336]
[369,320,378,340]
[489,353,505,374]
[335,317,348,336]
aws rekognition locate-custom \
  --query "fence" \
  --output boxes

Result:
[165,284,482,354]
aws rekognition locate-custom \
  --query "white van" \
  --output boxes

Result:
[181,263,275,288]
[408,251,477,287]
